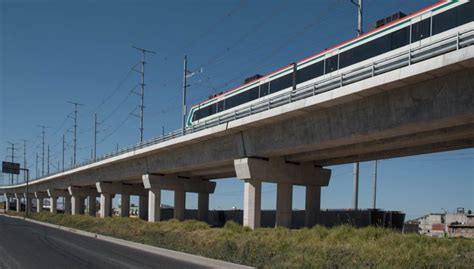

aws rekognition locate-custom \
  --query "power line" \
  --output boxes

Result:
[199,1,288,71]
[159,0,249,62]
[98,108,135,145]
[91,64,138,113]
[212,0,345,90]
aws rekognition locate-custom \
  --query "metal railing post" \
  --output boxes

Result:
[456,31,460,50]
[408,49,412,66]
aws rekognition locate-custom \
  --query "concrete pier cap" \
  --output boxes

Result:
[234,157,331,185]
[234,157,331,229]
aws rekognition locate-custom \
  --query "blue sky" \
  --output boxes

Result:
[1,0,472,220]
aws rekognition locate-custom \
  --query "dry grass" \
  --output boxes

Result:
[7,212,474,268]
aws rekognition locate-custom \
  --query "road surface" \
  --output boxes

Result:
[0,215,210,269]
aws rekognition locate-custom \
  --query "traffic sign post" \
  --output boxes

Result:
[2,161,29,216]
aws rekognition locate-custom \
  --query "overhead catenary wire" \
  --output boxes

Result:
[159,0,249,62]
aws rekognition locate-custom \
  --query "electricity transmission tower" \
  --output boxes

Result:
[37,125,49,176]
[132,46,156,143]
[6,142,18,184]
[20,139,28,182]
[67,101,84,165]
[93,113,99,160]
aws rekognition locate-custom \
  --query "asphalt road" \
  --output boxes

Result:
[0,215,210,269]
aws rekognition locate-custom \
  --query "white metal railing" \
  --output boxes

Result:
[2,26,473,187]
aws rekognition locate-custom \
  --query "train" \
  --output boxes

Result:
[186,0,473,128]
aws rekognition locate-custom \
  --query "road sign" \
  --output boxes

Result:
[2,161,20,175]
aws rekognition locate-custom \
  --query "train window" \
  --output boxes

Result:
[371,34,391,57]
[194,106,210,121]
[432,7,458,35]
[340,40,370,68]
[411,18,431,42]
[247,87,259,101]
[259,83,269,97]
[459,1,474,25]
[217,101,224,112]
[324,55,339,73]
[296,61,324,83]
[339,49,356,69]
[270,73,292,94]
[390,26,410,50]
[225,94,241,110]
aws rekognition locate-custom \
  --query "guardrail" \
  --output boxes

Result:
[2,26,473,187]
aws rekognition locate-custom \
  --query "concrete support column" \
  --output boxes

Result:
[143,174,216,222]
[243,180,262,229]
[71,195,85,215]
[147,189,161,222]
[120,194,130,217]
[100,193,112,218]
[29,198,35,213]
[305,185,321,227]
[64,196,71,214]
[139,195,148,220]
[96,182,147,219]
[50,197,57,213]
[35,192,48,213]
[275,183,293,228]
[36,198,43,213]
[16,198,21,212]
[4,194,11,212]
[88,196,96,216]
[174,190,186,221]
[197,192,209,222]
[235,157,331,229]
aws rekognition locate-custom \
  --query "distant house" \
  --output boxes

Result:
[448,214,474,238]
[417,208,473,238]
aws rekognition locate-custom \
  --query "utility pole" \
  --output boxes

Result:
[182,55,188,134]
[47,144,50,175]
[350,0,363,36]
[35,152,38,178]
[21,139,27,182]
[37,125,48,176]
[132,46,156,143]
[62,134,65,171]
[67,101,84,165]
[6,142,18,185]
[181,56,203,134]
[93,113,98,160]
[372,160,378,209]
[350,0,363,210]
[352,162,359,210]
